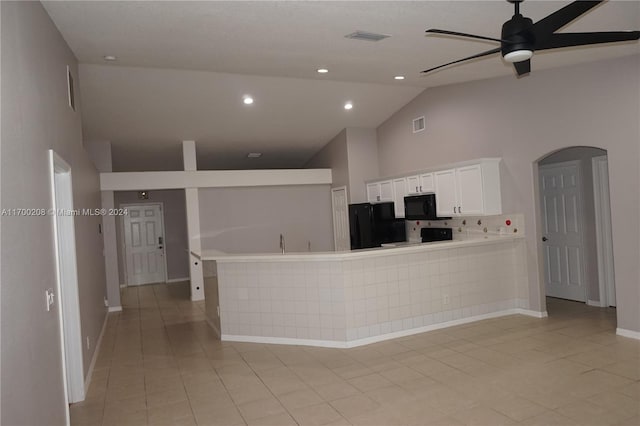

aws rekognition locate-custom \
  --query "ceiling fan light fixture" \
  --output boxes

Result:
[503,49,533,63]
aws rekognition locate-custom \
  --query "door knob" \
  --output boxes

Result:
[542,237,548,242]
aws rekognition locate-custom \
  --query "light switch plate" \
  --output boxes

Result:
[46,288,55,311]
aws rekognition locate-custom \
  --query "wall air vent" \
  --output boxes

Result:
[345,30,391,42]
[413,116,425,133]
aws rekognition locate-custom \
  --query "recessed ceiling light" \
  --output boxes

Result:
[103,55,117,61]
[243,96,254,105]
[247,152,262,158]
[317,68,329,74]
[344,102,353,110]
[394,75,405,80]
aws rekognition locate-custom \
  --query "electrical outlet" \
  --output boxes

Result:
[104,297,109,307]
[86,336,90,350]
[443,294,450,305]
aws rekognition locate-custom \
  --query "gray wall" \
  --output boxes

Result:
[1,2,107,424]
[305,128,379,204]
[540,146,608,303]
[305,129,349,190]
[377,55,640,332]
[114,190,189,283]
[345,128,380,204]
[199,185,334,253]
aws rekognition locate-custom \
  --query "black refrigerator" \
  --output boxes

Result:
[349,202,406,249]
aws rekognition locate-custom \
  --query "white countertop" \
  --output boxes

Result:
[192,234,525,262]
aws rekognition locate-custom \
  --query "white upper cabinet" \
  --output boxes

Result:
[366,182,381,202]
[433,159,502,217]
[406,173,434,194]
[366,158,502,217]
[379,180,394,202]
[367,180,394,203]
[434,169,458,216]
[392,178,407,218]
[406,175,421,194]
[456,165,484,215]
[419,173,434,193]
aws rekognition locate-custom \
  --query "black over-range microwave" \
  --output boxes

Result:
[404,193,446,220]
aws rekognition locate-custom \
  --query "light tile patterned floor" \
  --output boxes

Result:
[71,283,640,426]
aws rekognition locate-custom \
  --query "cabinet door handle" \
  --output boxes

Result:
[415,186,419,192]
[459,206,462,213]
[419,186,422,192]
[377,195,380,201]
[453,206,457,214]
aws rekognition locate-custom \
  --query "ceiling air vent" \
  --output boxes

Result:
[345,30,391,42]
[413,116,425,133]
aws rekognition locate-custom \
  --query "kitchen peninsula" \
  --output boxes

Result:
[195,233,538,348]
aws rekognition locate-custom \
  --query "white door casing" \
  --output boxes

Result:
[48,150,85,420]
[592,155,616,307]
[123,203,167,285]
[331,186,350,251]
[539,161,587,302]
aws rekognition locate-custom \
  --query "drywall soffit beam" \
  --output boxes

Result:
[100,169,333,191]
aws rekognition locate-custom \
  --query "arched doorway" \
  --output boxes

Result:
[535,146,616,317]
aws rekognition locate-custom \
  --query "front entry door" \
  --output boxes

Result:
[123,204,166,285]
[539,161,586,302]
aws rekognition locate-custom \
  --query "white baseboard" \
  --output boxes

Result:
[166,277,190,283]
[513,308,548,318]
[205,316,221,339]
[108,306,122,312]
[222,307,549,349]
[587,299,605,307]
[616,328,640,340]
[84,310,109,394]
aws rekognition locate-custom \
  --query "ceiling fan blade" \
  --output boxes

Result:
[513,59,531,76]
[535,31,640,50]
[425,29,510,44]
[533,1,603,37]
[421,47,501,74]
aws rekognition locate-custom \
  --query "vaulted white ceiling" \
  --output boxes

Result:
[43,1,640,171]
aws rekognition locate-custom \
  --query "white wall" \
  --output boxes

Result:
[199,185,334,253]
[540,146,607,303]
[377,55,640,332]
[1,2,107,424]
[114,190,189,283]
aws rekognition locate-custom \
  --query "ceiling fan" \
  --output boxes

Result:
[421,0,640,76]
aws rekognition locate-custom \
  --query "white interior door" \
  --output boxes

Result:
[123,204,166,285]
[331,187,350,251]
[539,162,587,302]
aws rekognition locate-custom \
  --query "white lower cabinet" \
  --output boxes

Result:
[433,160,502,217]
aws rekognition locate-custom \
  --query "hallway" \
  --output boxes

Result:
[70,284,639,426]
